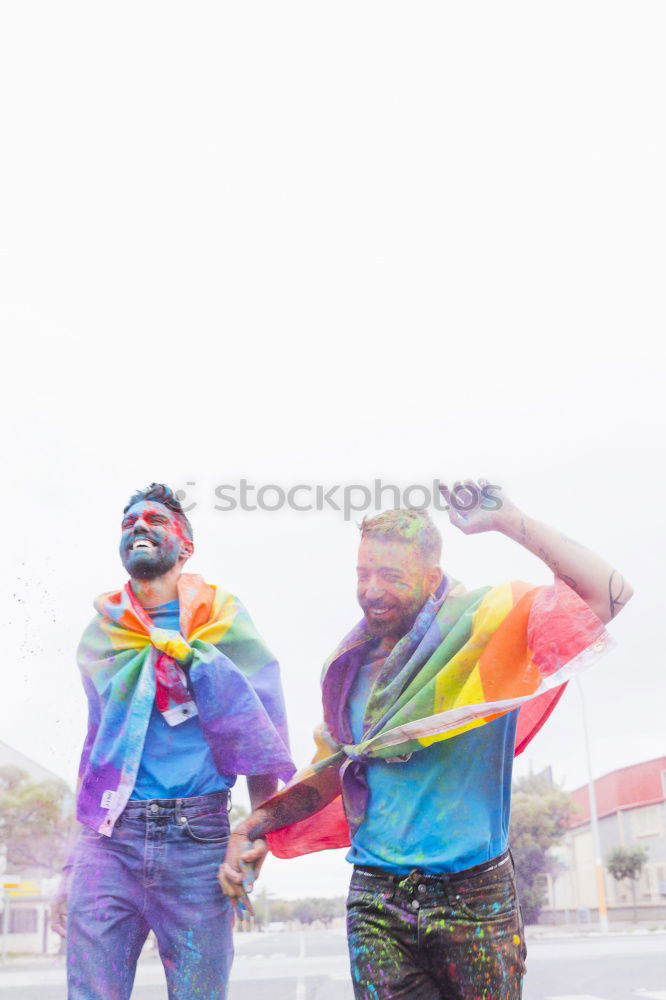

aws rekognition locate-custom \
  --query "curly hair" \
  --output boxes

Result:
[360,508,441,566]
[123,483,193,540]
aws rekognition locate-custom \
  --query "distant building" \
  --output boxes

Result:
[0,739,71,787]
[0,737,74,877]
[543,756,666,922]
[0,741,73,955]
[0,876,60,957]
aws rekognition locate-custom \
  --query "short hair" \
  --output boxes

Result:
[123,483,193,540]
[359,508,442,566]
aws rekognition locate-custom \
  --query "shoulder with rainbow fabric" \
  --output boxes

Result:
[265,576,609,858]
[76,573,295,836]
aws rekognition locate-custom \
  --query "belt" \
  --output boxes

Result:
[353,848,511,886]
[118,790,229,822]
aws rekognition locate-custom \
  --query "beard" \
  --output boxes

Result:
[120,542,181,580]
[360,589,427,640]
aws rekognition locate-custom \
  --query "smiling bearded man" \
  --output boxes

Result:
[51,482,294,1000]
[221,485,633,1000]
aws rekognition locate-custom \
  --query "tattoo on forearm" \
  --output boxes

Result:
[608,570,627,618]
[559,574,578,590]
[561,534,587,550]
[247,785,323,841]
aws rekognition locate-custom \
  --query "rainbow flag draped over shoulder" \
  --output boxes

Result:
[77,573,295,836]
[267,577,609,858]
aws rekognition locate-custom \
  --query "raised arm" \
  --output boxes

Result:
[442,480,633,624]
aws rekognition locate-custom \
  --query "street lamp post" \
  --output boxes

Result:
[577,676,609,934]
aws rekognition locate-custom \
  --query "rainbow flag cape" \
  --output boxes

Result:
[77,573,294,835]
[267,577,609,858]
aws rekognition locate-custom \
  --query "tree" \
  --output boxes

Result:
[254,896,346,927]
[0,766,73,876]
[292,899,317,925]
[315,897,342,927]
[509,773,575,924]
[265,898,293,923]
[251,886,276,928]
[606,846,648,922]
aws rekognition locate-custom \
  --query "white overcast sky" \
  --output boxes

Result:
[1,2,665,898]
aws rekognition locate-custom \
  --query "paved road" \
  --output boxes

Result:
[1,929,664,999]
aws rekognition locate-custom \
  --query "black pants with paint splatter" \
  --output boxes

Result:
[346,851,527,1000]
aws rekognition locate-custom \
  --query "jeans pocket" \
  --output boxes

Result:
[454,868,519,922]
[181,810,230,844]
[346,885,392,915]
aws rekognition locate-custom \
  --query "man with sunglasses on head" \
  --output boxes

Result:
[51,482,294,1000]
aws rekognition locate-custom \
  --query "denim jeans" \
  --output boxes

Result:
[67,792,233,1000]
[346,851,527,1000]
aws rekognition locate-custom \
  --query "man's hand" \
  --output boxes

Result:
[218,763,342,913]
[50,873,70,938]
[218,828,268,915]
[440,480,514,535]
[217,775,277,916]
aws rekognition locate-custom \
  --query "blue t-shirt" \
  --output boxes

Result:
[130,600,236,800]
[346,641,518,874]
